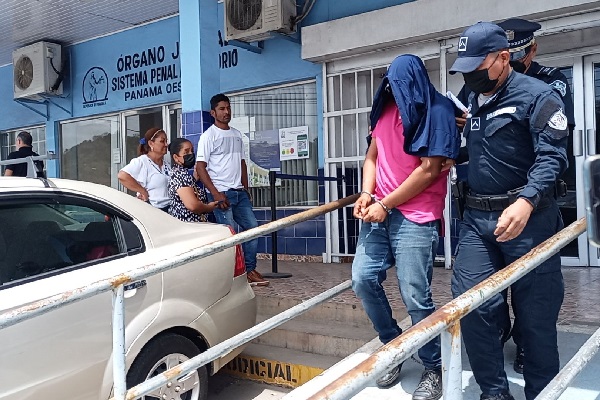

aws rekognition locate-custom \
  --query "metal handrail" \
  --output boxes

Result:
[0,193,359,330]
[284,218,588,400]
[119,280,352,400]
[0,153,55,178]
[536,326,600,400]
[0,193,359,400]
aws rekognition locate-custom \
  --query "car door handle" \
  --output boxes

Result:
[124,280,147,291]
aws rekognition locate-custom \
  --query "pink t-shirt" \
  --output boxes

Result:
[373,101,448,223]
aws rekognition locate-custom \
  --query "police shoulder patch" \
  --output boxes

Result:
[549,80,567,97]
[548,109,568,131]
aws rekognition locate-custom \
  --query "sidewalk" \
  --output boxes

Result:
[254,260,600,328]
[248,260,600,399]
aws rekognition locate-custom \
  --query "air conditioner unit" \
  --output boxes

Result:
[13,41,63,100]
[225,0,296,42]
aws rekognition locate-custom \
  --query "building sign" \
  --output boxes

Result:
[218,30,239,70]
[112,42,180,101]
[74,17,181,115]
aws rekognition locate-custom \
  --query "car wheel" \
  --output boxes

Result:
[126,333,208,400]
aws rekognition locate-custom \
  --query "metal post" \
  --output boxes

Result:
[263,170,292,279]
[440,39,453,270]
[441,322,462,400]
[270,170,278,273]
[112,285,127,400]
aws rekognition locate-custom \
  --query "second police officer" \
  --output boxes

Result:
[449,22,568,400]
[496,17,575,376]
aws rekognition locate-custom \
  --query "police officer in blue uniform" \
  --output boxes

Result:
[498,18,575,131]
[497,17,575,375]
[449,22,568,400]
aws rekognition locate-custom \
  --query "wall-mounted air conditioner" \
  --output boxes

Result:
[13,41,63,99]
[225,0,296,42]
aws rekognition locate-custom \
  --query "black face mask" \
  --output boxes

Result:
[182,153,195,169]
[463,68,499,94]
[510,60,527,74]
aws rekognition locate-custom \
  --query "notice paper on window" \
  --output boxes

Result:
[279,126,309,161]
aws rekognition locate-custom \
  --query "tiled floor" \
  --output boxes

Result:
[255,260,600,327]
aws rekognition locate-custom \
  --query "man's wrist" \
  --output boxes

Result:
[516,197,535,211]
[360,190,376,202]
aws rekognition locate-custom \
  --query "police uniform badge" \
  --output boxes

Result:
[506,30,515,41]
[550,80,567,97]
[548,109,568,131]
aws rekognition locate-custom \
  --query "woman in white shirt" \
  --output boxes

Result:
[118,127,171,212]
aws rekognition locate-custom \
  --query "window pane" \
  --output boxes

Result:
[358,113,370,156]
[327,75,341,112]
[328,116,342,158]
[229,82,318,207]
[0,126,46,175]
[341,72,356,110]
[357,70,372,108]
[61,116,119,186]
[0,202,121,286]
[342,114,357,157]
[372,67,388,106]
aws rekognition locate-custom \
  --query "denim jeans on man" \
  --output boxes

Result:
[352,208,441,369]
[207,189,258,272]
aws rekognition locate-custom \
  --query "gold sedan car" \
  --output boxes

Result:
[0,177,257,400]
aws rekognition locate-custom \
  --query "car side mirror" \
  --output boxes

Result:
[583,155,600,247]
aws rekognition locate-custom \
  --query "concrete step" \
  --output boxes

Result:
[221,343,342,388]
[252,314,377,358]
[257,294,407,329]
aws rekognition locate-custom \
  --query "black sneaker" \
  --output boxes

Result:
[480,393,515,400]
[513,347,524,374]
[412,368,442,400]
[375,362,403,388]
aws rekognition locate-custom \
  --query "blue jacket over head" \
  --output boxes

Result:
[370,54,460,159]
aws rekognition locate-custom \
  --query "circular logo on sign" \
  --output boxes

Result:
[83,67,109,104]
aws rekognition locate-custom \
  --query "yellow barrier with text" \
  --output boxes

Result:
[224,354,324,388]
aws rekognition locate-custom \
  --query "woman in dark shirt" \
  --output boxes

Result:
[168,138,219,222]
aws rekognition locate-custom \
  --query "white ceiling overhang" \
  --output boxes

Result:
[301,0,600,62]
[0,0,179,66]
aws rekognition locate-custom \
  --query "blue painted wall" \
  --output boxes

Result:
[71,17,181,117]
[0,17,181,133]
[300,0,414,26]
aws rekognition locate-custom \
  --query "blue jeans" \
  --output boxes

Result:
[207,190,259,272]
[351,209,441,369]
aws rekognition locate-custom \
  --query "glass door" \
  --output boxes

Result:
[123,107,164,167]
[583,54,600,266]
[61,116,120,189]
[545,54,600,267]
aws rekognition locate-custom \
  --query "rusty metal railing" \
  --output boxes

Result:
[284,218,589,400]
[0,193,359,400]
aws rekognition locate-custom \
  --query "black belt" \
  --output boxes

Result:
[465,193,553,212]
[465,194,512,211]
[228,188,246,192]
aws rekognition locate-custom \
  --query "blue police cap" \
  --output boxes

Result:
[497,18,541,60]
[450,22,509,74]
